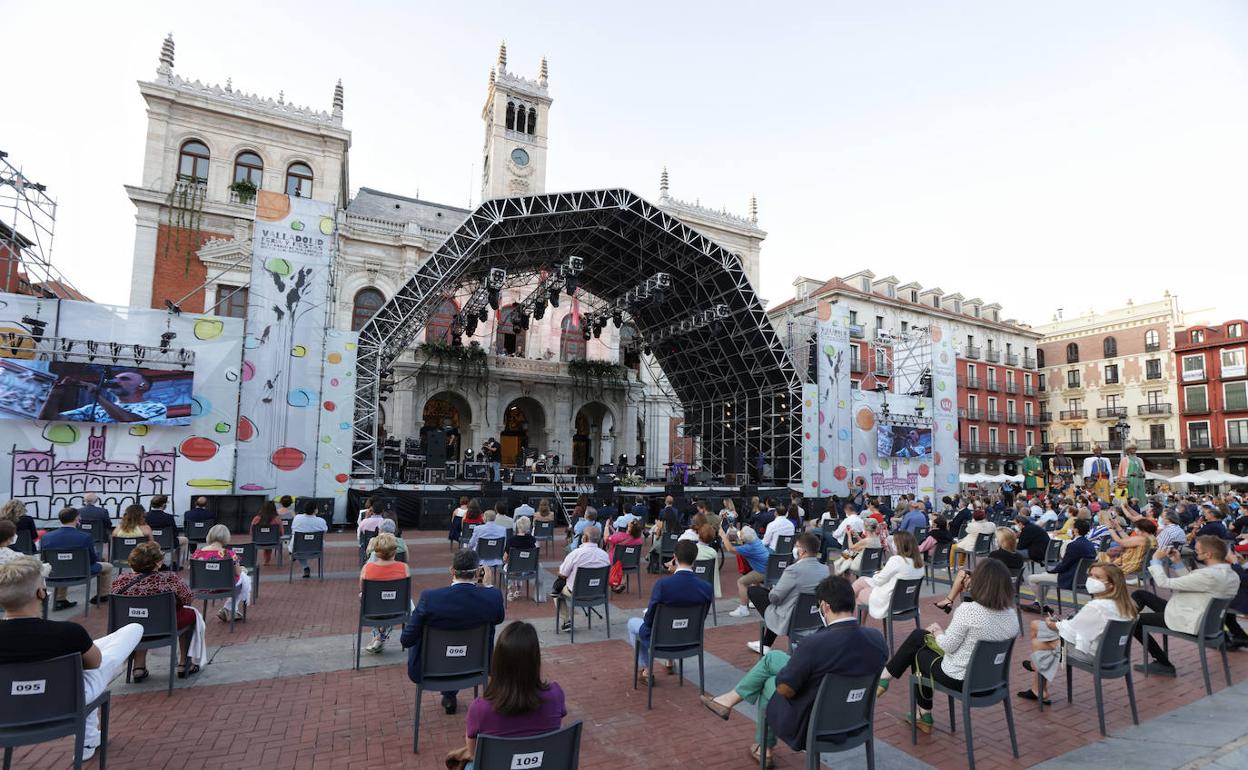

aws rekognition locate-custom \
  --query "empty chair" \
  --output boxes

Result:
[692,558,718,625]
[555,565,610,644]
[1140,597,1233,696]
[774,534,795,556]
[185,520,212,548]
[502,546,540,603]
[86,519,111,559]
[190,557,244,633]
[759,671,881,770]
[12,530,35,555]
[966,532,994,569]
[108,592,192,696]
[458,523,479,550]
[818,524,839,562]
[658,532,680,566]
[356,578,411,670]
[1063,618,1139,736]
[762,553,790,588]
[288,531,325,582]
[149,527,176,566]
[633,602,710,709]
[0,653,111,770]
[612,543,643,597]
[41,548,93,618]
[532,520,555,554]
[926,542,954,591]
[472,721,583,770]
[412,624,491,753]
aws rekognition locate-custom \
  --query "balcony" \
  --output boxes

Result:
[964,346,982,360]
[1023,385,1036,396]
[1145,342,1161,353]
[1006,412,1020,424]
[985,378,1000,392]
[1023,356,1037,370]
[1024,415,1038,425]
[1059,441,1088,452]
[1006,354,1019,367]
[1039,411,1054,422]
[1229,437,1248,448]
[961,408,984,421]
[1059,409,1088,421]
[227,189,257,206]
[848,324,865,339]
[1138,403,1172,416]
[1144,438,1175,450]
[1004,382,1019,394]
[850,359,865,373]
[1146,369,1165,381]
[1182,403,1211,415]
[1005,443,1024,455]
[1038,442,1054,453]
[1188,437,1213,451]
[873,364,893,377]
[962,376,981,389]
[986,350,1001,363]
[986,410,1004,422]
[1096,407,1128,420]
[1105,437,1124,451]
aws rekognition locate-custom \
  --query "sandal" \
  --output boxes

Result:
[902,711,934,734]
[130,667,149,683]
[749,743,775,769]
[876,677,890,698]
[933,599,953,614]
[177,662,201,679]
[1016,689,1050,705]
[637,669,651,685]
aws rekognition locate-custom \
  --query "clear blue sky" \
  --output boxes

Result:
[3,1,1246,323]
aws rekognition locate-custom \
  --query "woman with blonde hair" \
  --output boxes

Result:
[191,524,252,622]
[359,532,409,653]
[833,518,882,576]
[1,499,37,547]
[534,498,555,522]
[112,503,154,541]
[720,498,738,528]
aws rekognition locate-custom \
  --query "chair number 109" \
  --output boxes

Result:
[510,751,544,769]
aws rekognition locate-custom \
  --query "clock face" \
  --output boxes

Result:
[511,147,530,167]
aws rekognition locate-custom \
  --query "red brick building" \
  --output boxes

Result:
[1175,319,1248,476]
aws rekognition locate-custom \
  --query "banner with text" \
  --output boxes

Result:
[814,305,853,497]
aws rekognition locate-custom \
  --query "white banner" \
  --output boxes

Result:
[815,306,852,496]
[314,329,358,517]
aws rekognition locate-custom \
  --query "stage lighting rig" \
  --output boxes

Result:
[159,331,176,354]
[21,316,46,342]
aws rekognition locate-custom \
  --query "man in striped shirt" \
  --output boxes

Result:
[1155,509,1187,550]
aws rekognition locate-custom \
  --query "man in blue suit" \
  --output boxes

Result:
[627,540,713,684]
[1024,517,1096,612]
[400,549,505,714]
[37,507,113,610]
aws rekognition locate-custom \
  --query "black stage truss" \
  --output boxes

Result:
[353,189,802,483]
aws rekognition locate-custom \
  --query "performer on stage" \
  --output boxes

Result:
[1118,442,1147,502]
[1081,445,1114,502]
[1022,445,1044,494]
[1048,446,1075,496]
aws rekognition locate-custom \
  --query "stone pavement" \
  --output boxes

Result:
[11,531,1248,768]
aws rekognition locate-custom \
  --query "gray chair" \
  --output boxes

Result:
[85,519,111,559]
[11,530,34,555]
[966,532,994,569]
[186,520,211,548]
[458,524,479,549]
[762,553,790,588]
[692,558,718,626]
[908,637,1019,770]
[773,592,823,654]
[472,721,582,770]
[633,602,710,709]
[41,548,94,618]
[858,577,923,654]
[107,591,192,696]
[1039,538,1063,574]
[502,546,541,603]
[288,531,325,582]
[235,542,261,605]
[412,624,491,753]
[760,670,880,770]
[556,565,610,644]
[926,542,953,590]
[251,524,282,567]
[1054,558,1094,612]
[189,557,243,633]
[858,548,884,579]
[475,537,506,585]
[912,527,929,544]
[149,527,176,567]
[533,520,555,554]
[612,543,643,597]
[355,577,411,670]
[658,532,680,566]
[774,534,795,555]
[0,653,110,770]
[1140,596,1233,696]
[110,536,141,573]
[1060,618,1139,736]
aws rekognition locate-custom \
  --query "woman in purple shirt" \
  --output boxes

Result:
[448,621,566,768]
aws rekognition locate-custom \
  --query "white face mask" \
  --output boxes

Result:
[1084,577,1107,595]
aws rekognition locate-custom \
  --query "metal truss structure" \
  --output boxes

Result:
[353,189,802,482]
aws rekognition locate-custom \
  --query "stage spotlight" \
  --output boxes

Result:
[464,317,479,336]
[159,331,176,354]
[548,288,560,307]
[612,311,622,328]
[592,324,602,339]
[518,313,530,330]
[532,303,545,320]
[487,289,500,311]
[642,344,652,355]
[582,328,591,341]
[478,307,488,322]
[565,274,577,296]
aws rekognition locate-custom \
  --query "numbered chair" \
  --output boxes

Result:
[41,548,94,619]
[818,524,839,563]
[472,721,583,770]
[692,559,719,626]
[110,537,141,573]
[355,578,411,670]
[149,528,176,567]
[502,547,541,604]
[966,533,994,570]
[533,520,555,555]
[657,532,680,567]
[1140,596,1233,696]
[768,592,823,655]
[458,524,479,550]
[412,624,491,753]
[556,565,610,644]
[926,542,954,591]
[86,520,111,560]
[858,548,884,579]
[612,544,643,597]
[12,530,34,556]
[475,537,506,585]
[1060,618,1139,736]
[762,553,790,589]
[0,653,110,770]
[633,603,710,709]
[251,524,282,567]
[760,671,880,770]
[908,637,1019,770]
[108,592,191,696]
[1040,538,1063,573]
[288,532,325,582]
[858,577,923,654]
[186,520,212,549]
[235,543,261,605]
[774,534,795,556]
[190,558,244,633]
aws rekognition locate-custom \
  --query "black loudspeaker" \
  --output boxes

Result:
[511,470,533,485]
[597,463,616,475]
[483,481,503,496]
[423,429,448,466]
[421,496,457,530]
[739,485,759,501]
[665,483,684,497]
[806,498,829,516]
[596,473,616,485]
[727,445,747,474]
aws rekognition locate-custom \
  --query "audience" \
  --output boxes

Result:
[290,499,329,578]
[894,502,928,535]
[367,518,408,563]
[1226,549,1248,650]
[761,505,796,551]
[700,576,888,765]
[77,493,112,527]
[606,519,644,594]
[552,526,610,632]
[533,499,556,523]
[275,495,295,521]
[37,506,114,609]
[748,533,828,654]
[1156,510,1187,551]
[627,540,714,684]
[1104,517,1156,576]
[0,520,19,565]
[359,532,410,654]
[357,500,388,536]
[832,518,882,576]
[144,495,188,569]
[250,501,284,565]
[113,503,154,543]
[1024,518,1096,612]
[469,510,508,584]
[183,496,215,529]
[1014,514,1051,566]
[191,525,252,622]
[951,508,996,568]
[856,530,925,618]
[918,515,953,554]
[448,495,471,545]
[501,517,539,601]
[111,542,206,678]
[695,524,722,599]
[513,498,536,520]
[401,549,505,715]
[1,499,38,548]
[722,525,771,618]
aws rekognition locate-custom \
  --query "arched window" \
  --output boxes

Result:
[560,313,586,362]
[505,102,515,131]
[494,304,527,355]
[1103,336,1117,358]
[351,287,385,332]
[527,106,537,135]
[285,162,314,198]
[1065,343,1079,363]
[233,151,263,185]
[1145,329,1159,351]
[425,297,459,344]
[178,139,210,183]
[1036,349,1045,368]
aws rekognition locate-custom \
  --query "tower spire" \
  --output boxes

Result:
[157,33,175,80]
[749,193,758,223]
[497,40,508,72]
[332,79,344,118]
[539,56,548,86]
[659,167,669,197]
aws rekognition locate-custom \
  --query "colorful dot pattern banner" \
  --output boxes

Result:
[313,330,358,508]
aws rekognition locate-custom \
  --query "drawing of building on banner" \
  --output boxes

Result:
[871,458,918,496]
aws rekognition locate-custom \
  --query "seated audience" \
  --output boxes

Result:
[0,520,19,565]
[191,525,252,621]
[761,506,797,551]
[250,501,284,566]
[111,541,206,678]
[112,503,154,543]
[359,532,410,654]
[627,540,714,683]
[448,495,471,545]
[1024,518,1096,612]
[469,510,508,584]
[832,518,882,576]
[501,517,539,601]
[77,493,112,527]
[290,499,329,578]
[551,526,610,632]
[275,495,295,521]
[1,498,38,548]
[722,525,771,618]
[357,500,387,536]
[493,503,515,532]
[38,506,114,609]
[367,518,408,563]
[144,495,188,569]
[918,515,954,554]
[695,524,722,599]
[533,499,556,523]
[748,533,828,653]
[856,531,925,617]
[1104,517,1156,577]
[1014,514,1051,566]
[607,519,645,594]
[894,501,928,534]
[182,496,216,530]
[951,508,996,568]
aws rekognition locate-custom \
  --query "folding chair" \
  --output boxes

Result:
[760,671,880,770]
[0,653,109,770]
[633,603,710,709]
[250,524,282,567]
[912,527,929,545]
[692,558,718,625]
[108,592,192,696]
[555,565,610,644]
[818,523,839,563]
[288,531,325,582]
[412,624,491,753]
[612,543,643,597]
[909,637,1019,770]
[41,548,94,618]
[502,547,541,604]
[657,532,680,570]
[1140,597,1233,696]
[458,523,479,550]
[858,577,923,654]
[190,557,243,633]
[858,548,884,579]
[355,577,411,670]
[110,537,141,573]
[762,553,790,589]
[472,721,583,770]
[235,542,261,604]
[1062,618,1138,735]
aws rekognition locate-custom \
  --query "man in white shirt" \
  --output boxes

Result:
[831,505,865,544]
[1032,504,1058,528]
[1029,499,1045,521]
[514,500,535,519]
[762,510,796,551]
[290,500,329,579]
[493,504,515,531]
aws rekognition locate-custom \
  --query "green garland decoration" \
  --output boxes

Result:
[568,358,626,399]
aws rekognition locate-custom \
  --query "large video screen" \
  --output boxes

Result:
[877,423,932,458]
[0,358,194,426]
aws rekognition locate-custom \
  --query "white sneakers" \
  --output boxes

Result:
[728,606,751,618]
[82,745,96,761]
[365,639,384,654]
[746,640,771,654]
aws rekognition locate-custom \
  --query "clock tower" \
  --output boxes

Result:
[481,42,552,200]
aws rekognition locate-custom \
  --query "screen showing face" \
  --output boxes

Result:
[0,358,194,426]
[877,424,932,458]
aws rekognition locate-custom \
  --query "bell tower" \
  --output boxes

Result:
[481,42,552,200]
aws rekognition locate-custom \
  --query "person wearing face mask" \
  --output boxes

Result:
[1130,535,1240,676]
[1016,563,1137,703]
[699,576,887,766]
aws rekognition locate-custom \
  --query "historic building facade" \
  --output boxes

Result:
[1174,319,1248,476]
[125,37,764,478]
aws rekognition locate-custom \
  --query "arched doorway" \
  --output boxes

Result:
[422,392,472,463]
[501,397,546,467]
[572,402,614,474]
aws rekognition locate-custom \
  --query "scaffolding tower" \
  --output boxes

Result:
[0,150,81,298]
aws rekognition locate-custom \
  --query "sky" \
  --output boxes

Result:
[3,1,1247,324]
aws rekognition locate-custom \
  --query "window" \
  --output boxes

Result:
[1221,348,1246,378]
[1024,372,1032,388]
[423,296,457,343]
[1026,430,1034,445]
[1147,390,1163,406]
[233,151,263,185]
[900,321,909,332]
[285,162,313,198]
[494,304,527,355]
[849,310,858,325]
[560,314,586,362]
[1149,424,1166,446]
[972,305,981,318]
[1067,398,1083,411]
[968,394,978,409]
[910,290,919,302]
[351,287,385,332]
[1036,349,1045,368]
[967,363,977,378]
[1006,371,1015,386]
[989,427,998,443]
[1067,369,1080,388]
[1185,384,1208,412]
[795,283,808,300]
[1106,393,1121,409]
[1070,428,1084,444]
[1229,323,1243,339]
[1191,329,1205,343]
[178,139,210,182]
[861,277,872,292]
[213,284,248,319]
[952,299,961,313]
[1225,382,1248,412]
[884,284,896,298]
[1182,354,1205,381]
[1025,402,1033,417]
[874,346,888,373]
[1104,364,1119,384]
[1103,337,1117,357]
[1008,429,1017,445]
[967,334,974,348]
[969,425,979,443]
[1065,343,1079,363]
[1038,373,1046,391]
[931,295,940,308]
[1007,399,1016,414]
[875,315,884,329]
[505,101,516,130]
[1146,359,1162,380]
[988,397,998,412]
[1145,329,1160,351]
[526,106,537,135]
[1228,419,1248,446]
[1188,421,1211,448]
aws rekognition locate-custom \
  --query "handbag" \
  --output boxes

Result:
[608,559,624,587]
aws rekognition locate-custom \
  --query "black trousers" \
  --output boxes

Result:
[886,628,964,710]
[747,585,778,646]
[1132,589,1172,666]
[1226,613,1248,641]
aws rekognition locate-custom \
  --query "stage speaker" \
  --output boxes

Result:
[511,470,533,485]
[596,472,616,485]
[727,445,747,474]
[597,463,616,475]
[421,496,457,530]
[207,494,267,534]
[664,483,684,497]
[423,429,448,466]
[445,461,459,479]
[423,468,446,484]
[739,485,759,500]
[483,481,503,495]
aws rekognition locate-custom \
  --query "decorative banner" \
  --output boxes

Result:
[800,383,819,494]
[235,192,336,494]
[815,305,852,497]
[314,330,358,520]
[930,328,960,500]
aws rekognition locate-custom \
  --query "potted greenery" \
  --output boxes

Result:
[229,178,258,204]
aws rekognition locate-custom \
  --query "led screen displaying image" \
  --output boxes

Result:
[0,358,194,426]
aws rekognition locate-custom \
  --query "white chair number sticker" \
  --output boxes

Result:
[1119,635,1129,646]
[446,645,468,657]
[11,680,45,695]
[57,553,73,560]
[846,687,866,703]
[205,562,221,570]
[510,751,544,769]
[520,552,531,558]
[588,579,601,587]
[124,539,137,545]
[906,585,917,594]
[128,607,149,618]
[381,591,397,600]
[993,652,1006,665]
[672,618,689,629]
[810,605,821,614]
